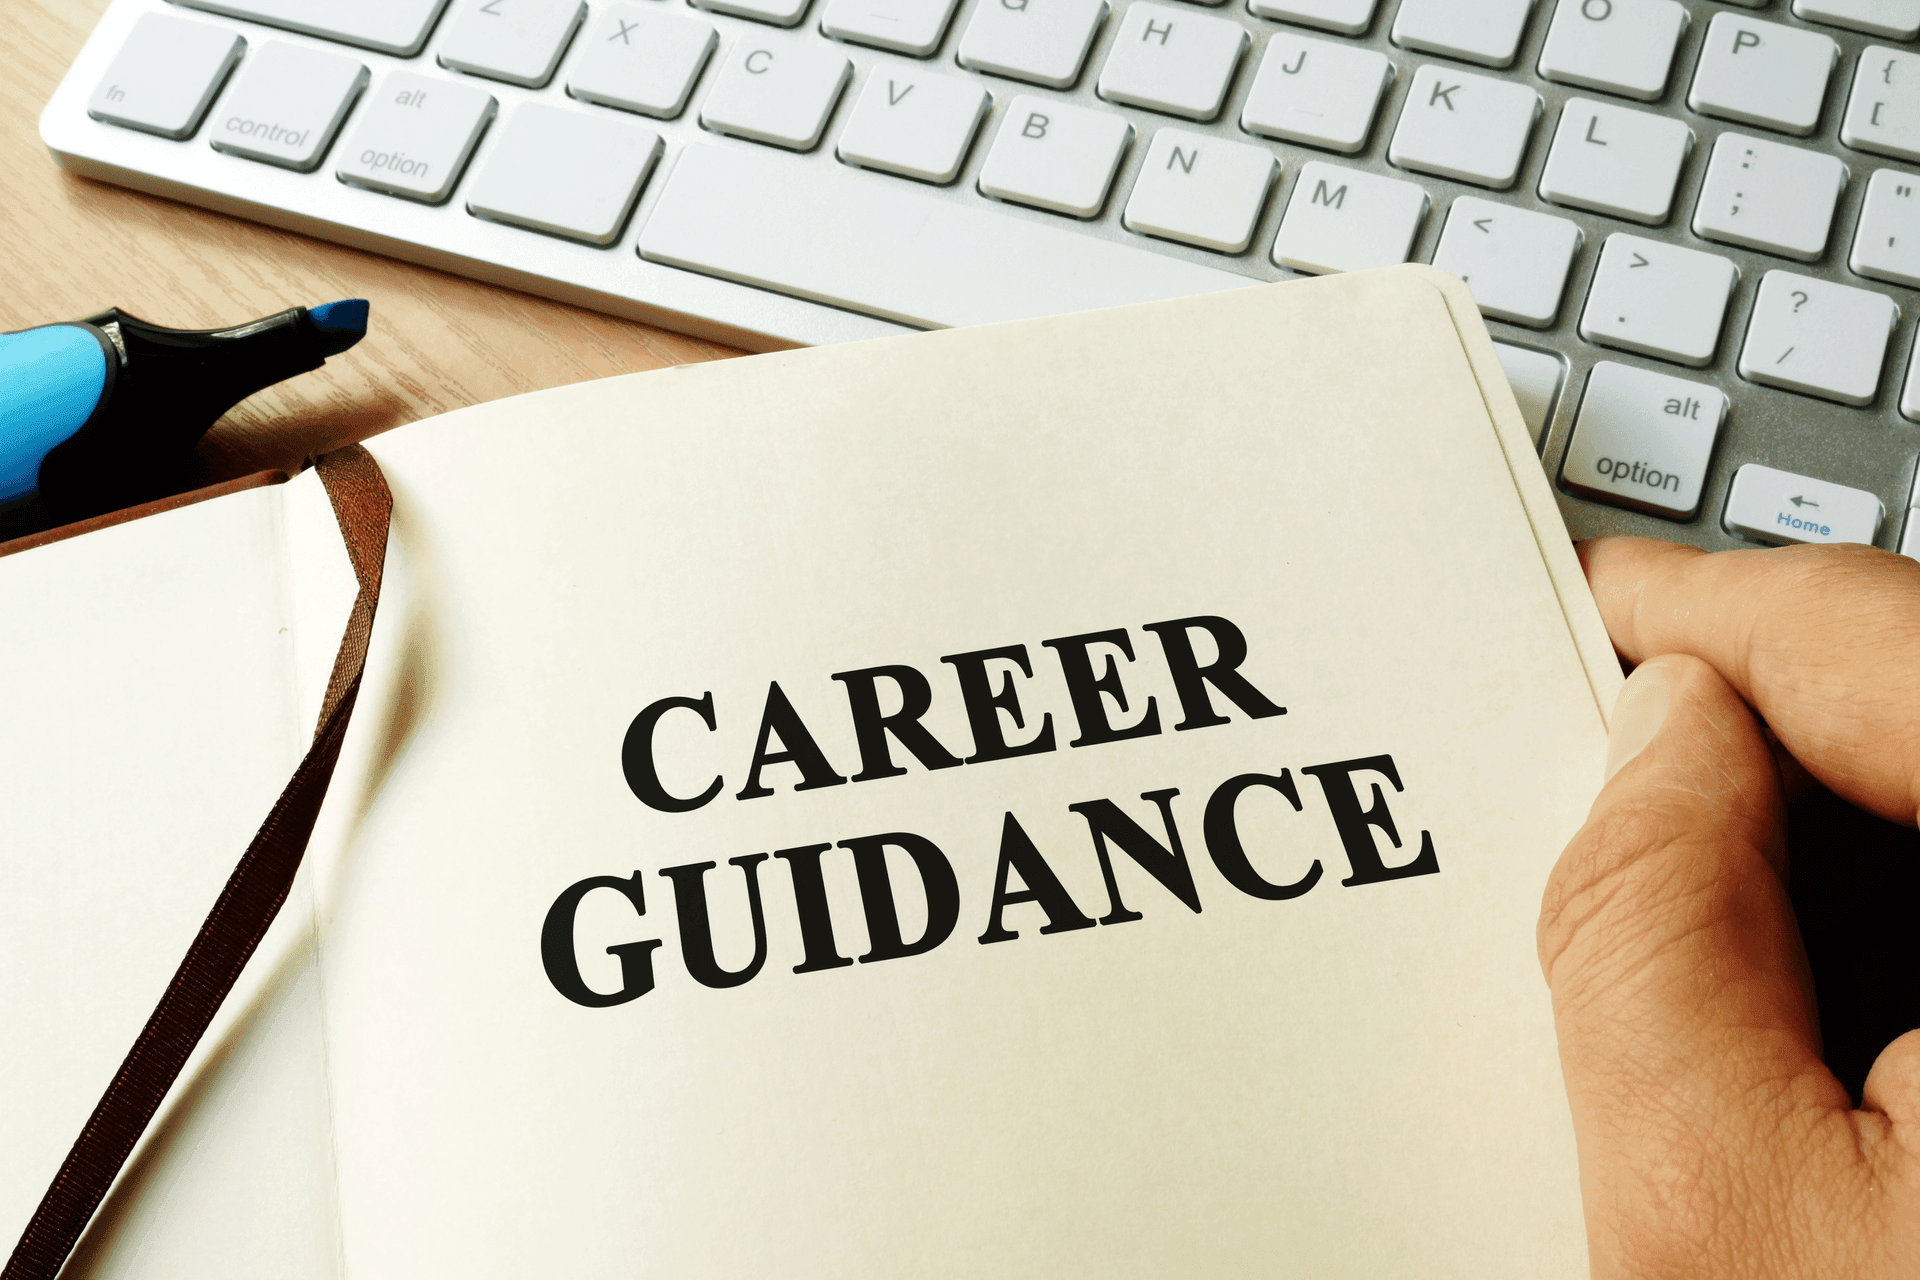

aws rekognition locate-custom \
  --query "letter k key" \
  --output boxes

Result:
[1429,81,1460,110]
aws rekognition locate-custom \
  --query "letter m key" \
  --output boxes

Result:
[1312,179,1347,209]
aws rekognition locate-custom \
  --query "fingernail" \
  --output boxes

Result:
[1605,663,1671,783]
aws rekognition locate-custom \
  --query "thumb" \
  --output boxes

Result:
[1540,655,1845,1275]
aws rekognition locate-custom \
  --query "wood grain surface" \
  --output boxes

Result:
[5,1,740,486]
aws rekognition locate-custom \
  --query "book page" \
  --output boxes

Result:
[301,269,1609,1278]
[0,485,340,1280]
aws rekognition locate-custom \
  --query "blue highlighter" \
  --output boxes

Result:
[0,299,368,538]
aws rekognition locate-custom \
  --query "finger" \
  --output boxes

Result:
[1580,537,1920,827]
[1540,654,1858,1276]
[1856,1034,1920,1263]
[1863,1029,1920,1128]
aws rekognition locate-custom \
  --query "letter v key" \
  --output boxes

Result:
[888,79,913,105]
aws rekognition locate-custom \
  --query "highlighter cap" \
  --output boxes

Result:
[0,299,368,539]
[0,326,112,507]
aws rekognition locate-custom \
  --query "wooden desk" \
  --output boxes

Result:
[5,1,740,487]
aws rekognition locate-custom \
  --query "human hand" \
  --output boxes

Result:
[1540,537,1920,1279]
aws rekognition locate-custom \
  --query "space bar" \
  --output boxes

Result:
[636,145,1256,331]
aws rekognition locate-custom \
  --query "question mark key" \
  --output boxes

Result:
[1737,270,1898,406]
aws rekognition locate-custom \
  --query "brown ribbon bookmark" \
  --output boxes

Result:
[4,446,392,1280]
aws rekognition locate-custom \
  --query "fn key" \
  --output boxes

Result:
[88,13,243,140]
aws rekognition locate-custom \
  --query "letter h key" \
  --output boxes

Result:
[1096,1,1247,121]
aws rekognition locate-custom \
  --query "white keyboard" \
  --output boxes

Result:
[40,0,1920,551]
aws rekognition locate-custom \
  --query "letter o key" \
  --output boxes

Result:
[1582,0,1611,19]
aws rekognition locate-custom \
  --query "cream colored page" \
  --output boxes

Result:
[1408,266,1623,726]
[0,487,340,1280]
[303,272,1603,1279]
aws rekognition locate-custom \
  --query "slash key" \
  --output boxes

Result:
[1738,270,1898,405]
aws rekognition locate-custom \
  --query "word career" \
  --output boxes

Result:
[620,616,1282,813]
[543,759,1439,1007]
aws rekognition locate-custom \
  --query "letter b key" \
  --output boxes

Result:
[978,92,1133,217]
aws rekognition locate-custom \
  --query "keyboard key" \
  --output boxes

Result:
[1580,233,1737,367]
[691,0,811,29]
[565,5,716,120]
[438,0,585,88]
[1245,0,1376,35]
[978,95,1132,216]
[1390,0,1536,70]
[1853,168,1920,287]
[1900,329,1920,419]
[1561,362,1725,520]
[1492,342,1564,441]
[335,71,496,204]
[957,0,1108,89]
[88,13,243,141]
[1097,3,1247,121]
[1688,12,1837,138]
[1841,46,1920,163]
[836,69,989,182]
[1535,0,1687,102]
[636,142,1252,327]
[1431,197,1581,327]
[1239,34,1391,154]
[1271,160,1428,274]
[1122,128,1277,251]
[1387,65,1539,189]
[1739,270,1897,405]
[1900,511,1920,559]
[173,0,450,57]
[1691,133,1847,262]
[1793,0,1920,40]
[1723,463,1884,546]
[465,103,660,243]
[821,0,962,56]
[1537,97,1691,224]
[210,40,367,172]
[699,41,850,150]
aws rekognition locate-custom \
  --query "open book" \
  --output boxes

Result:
[2,267,1620,1278]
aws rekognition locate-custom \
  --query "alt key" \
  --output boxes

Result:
[1561,362,1726,520]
